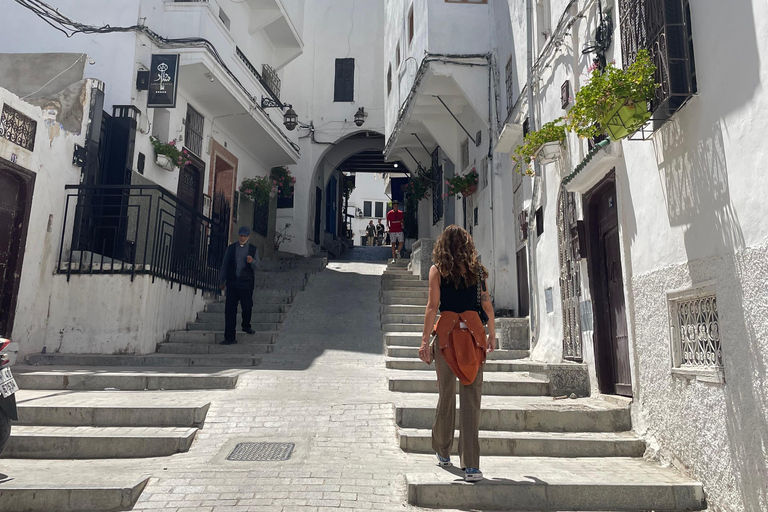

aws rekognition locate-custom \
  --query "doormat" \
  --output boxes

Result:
[226,442,295,461]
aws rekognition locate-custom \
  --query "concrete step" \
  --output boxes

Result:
[383,280,429,288]
[156,342,274,355]
[405,455,705,511]
[27,353,261,368]
[3,426,197,459]
[381,314,425,325]
[253,282,304,291]
[0,465,149,512]
[381,289,429,299]
[395,395,631,432]
[205,303,290,314]
[15,391,210,427]
[382,273,420,280]
[382,323,424,333]
[12,367,239,390]
[380,296,428,306]
[381,304,426,315]
[387,346,528,361]
[398,428,646,457]
[387,357,539,372]
[168,330,277,344]
[196,311,288,323]
[389,372,549,396]
[187,322,281,332]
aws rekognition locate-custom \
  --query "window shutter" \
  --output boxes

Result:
[334,58,355,102]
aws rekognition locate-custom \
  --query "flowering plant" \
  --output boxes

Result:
[444,167,479,198]
[238,167,295,205]
[512,118,566,172]
[566,50,658,139]
[150,136,190,168]
[270,166,295,199]
[403,171,431,202]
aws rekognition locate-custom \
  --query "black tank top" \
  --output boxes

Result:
[438,273,478,313]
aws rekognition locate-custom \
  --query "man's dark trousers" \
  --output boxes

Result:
[225,284,254,341]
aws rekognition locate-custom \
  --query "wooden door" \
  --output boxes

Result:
[587,178,632,396]
[174,162,203,272]
[516,247,530,317]
[0,164,33,336]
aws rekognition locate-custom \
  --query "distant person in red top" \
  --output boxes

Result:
[387,200,405,264]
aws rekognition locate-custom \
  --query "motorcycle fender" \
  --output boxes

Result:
[0,393,18,421]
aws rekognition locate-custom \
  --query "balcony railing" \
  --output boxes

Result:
[58,184,229,292]
[262,63,281,100]
[235,47,281,102]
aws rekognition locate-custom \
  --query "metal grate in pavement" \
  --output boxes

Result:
[226,442,295,461]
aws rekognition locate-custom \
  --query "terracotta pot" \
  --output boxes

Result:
[462,184,478,197]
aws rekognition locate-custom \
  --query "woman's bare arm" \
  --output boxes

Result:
[419,265,441,364]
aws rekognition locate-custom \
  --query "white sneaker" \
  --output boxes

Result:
[464,468,483,482]
[436,454,452,467]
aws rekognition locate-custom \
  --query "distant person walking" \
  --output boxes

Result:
[376,219,385,246]
[387,200,404,263]
[366,220,376,246]
[219,226,260,345]
[419,225,496,482]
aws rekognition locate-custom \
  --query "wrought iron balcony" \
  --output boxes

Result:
[262,63,281,100]
[235,47,281,102]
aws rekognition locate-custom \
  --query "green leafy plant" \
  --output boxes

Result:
[566,49,658,140]
[239,175,273,205]
[270,166,295,199]
[150,136,189,168]
[343,175,356,200]
[403,169,431,203]
[445,167,479,198]
[512,118,567,169]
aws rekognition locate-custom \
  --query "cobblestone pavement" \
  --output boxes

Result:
[131,261,449,512]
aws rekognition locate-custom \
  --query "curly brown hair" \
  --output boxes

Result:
[432,225,488,288]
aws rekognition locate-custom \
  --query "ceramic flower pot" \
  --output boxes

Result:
[602,100,649,141]
[533,141,562,165]
[155,154,175,171]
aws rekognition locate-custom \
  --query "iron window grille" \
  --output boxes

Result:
[262,64,281,100]
[506,57,515,116]
[561,80,571,109]
[535,207,544,236]
[0,104,37,151]
[460,139,469,170]
[668,283,722,373]
[558,187,583,361]
[334,58,355,102]
[619,0,697,137]
[431,148,443,225]
[408,6,415,44]
[387,65,392,96]
[480,157,489,190]
[184,105,204,157]
[252,197,269,237]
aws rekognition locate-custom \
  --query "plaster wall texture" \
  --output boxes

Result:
[278,0,385,256]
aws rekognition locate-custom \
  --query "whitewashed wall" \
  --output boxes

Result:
[346,172,409,245]
[279,0,385,256]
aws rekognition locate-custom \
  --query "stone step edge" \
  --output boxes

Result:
[0,476,150,512]
[12,372,238,390]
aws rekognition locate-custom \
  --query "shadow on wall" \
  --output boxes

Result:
[655,117,767,511]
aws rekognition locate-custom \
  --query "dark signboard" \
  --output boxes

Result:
[147,54,180,108]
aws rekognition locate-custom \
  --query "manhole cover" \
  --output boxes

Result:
[226,442,295,461]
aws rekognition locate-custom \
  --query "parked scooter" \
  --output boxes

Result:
[0,338,19,455]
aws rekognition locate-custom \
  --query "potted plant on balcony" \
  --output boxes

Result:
[566,49,658,141]
[239,175,274,205]
[150,137,188,171]
[445,167,480,198]
[513,118,567,170]
[270,166,296,200]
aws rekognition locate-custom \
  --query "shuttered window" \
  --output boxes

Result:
[334,58,355,102]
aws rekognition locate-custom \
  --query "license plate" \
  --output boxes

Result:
[0,367,18,398]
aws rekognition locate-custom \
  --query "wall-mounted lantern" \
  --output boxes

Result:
[354,107,367,127]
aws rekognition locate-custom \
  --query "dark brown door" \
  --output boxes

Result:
[516,247,530,317]
[314,187,322,245]
[174,161,203,274]
[586,177,632,396]
[0,163,34,336]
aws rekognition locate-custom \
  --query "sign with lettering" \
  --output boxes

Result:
[147,54,180,108]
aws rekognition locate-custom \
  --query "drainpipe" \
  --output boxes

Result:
[526,0,540,345]
[487,55,497,301]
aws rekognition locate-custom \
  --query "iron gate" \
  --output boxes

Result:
[558,186,583,361]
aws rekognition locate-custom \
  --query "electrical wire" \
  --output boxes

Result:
[21,53,85,99]
[13,0,300,153]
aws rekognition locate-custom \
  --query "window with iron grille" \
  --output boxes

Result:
[460,139,469,170]
[185,104,204,157]
[505,57,515,115]
[375,201,384,218]
[387,65,392,95]
[408,5,414,44]
[396,44,401,67]
[334,58,355,102]
[561,80,571,109]
[363,201,372,217]
[619,0,697,128]
[668,284,722,375]
[431,149,443,225]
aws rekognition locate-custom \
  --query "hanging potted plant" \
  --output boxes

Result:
[239,175,274,205]
[445,167,479,198]
[513,118,567,169]
[270,166,296,200]
[566,49,658,141]
[150,137,188,171]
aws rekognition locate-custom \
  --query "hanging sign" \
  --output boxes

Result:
[147,54,180,108]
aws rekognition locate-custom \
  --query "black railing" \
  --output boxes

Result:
[235,47,282,103]
[58,185,228,292]
[262,63,281,100]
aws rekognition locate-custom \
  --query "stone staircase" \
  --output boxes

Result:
[380,260,707,511]
[0,256,327,511]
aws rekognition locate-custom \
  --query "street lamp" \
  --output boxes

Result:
[283,107,299,131]
[354,107,367,127]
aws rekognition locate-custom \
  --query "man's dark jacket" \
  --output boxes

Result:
[221,243,258,288]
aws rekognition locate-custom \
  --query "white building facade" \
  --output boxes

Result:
[386,1,768,511]
[0,0,305,359]
[346,171,409,246]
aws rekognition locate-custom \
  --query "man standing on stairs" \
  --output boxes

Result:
[219,226,260,345]
[387,200,404,263]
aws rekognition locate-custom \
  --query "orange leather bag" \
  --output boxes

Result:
[433,311,487,385]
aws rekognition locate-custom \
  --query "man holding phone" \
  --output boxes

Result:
[219,226,260,345]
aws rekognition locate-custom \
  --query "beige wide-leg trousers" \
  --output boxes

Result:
[431,342,484,469]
